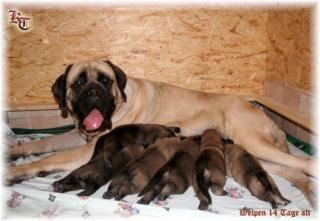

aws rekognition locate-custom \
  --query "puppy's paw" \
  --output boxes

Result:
[158,193,168,201]
[198,200,209,210]
[137,198,150,205]
[114,192,125,201]
[103,190,116,199]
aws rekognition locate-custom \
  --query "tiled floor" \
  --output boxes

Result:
[263,80,315,145]
[7,110,74,129]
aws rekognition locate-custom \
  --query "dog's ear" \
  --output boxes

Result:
[105,60,127,102]
[51,64,73,118]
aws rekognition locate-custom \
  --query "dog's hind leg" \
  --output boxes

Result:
[115,182,137,200]
[103,175,127,199]
[237,135,316,177]
[158,181,178,201]
[192,169,211,210]
[210,184,227,196]
[260,160,317,209]
[137,183,163,205]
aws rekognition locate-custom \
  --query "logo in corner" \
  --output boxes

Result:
[8,10,31,31]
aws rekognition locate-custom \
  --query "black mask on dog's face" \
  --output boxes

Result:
[51,60,127,135]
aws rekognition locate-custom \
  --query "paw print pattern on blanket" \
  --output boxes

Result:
[82,210,91,218]
[7,191,25,208]
[226,187,245,199]
[79,195,89,200]
[41,208,55,218]
[113,200,139,217]
[48,194,56,202]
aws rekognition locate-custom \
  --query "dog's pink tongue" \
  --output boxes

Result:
[83,109,104,131]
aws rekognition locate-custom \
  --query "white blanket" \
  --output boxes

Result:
[3,132,317,219]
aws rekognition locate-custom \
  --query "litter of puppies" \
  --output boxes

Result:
[53,123,291,210]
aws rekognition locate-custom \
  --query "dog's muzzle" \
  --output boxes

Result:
[75,82,115,133]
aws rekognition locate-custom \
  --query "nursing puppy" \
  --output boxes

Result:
[104,137,184,200]
[91,123,180,161]
[193,129,227,210]
[137,136,201,204]
[225,142,291,209]
[52,123,180,195]
[52,145,144,196]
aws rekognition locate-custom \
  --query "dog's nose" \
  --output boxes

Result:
[87,88,98,97]
[87,88,101,104]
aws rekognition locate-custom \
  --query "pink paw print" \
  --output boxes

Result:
[226,187,245,199]
[114,201,139,217]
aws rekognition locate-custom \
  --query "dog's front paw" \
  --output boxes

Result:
[5,165,29,186]
[5,150,25,163]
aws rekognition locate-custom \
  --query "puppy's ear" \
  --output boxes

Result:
[192,135,202,145]
[51,64,73,118]
[105,60,127,102]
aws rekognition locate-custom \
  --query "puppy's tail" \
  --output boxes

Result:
[193,160,212,204]
[256,171,291,208]
[256,171,273,191]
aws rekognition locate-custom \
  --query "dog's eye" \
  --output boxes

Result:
[97,73,112,87]
[74,74,87,88]
[101,77,109,84]
[74,78,85,87]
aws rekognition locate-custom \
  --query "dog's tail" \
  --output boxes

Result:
[193,158,212,204]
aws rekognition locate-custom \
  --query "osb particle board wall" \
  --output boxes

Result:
[6,7,268,109]
[266,9,312,91]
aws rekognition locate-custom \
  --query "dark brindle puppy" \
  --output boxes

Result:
[137,136,201,204]
[225,142,291,209]
[193,129,227,210]
[52,123,180,195]
[90,123,180,161]
[52,144,144,196]
[103,137,185,200]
